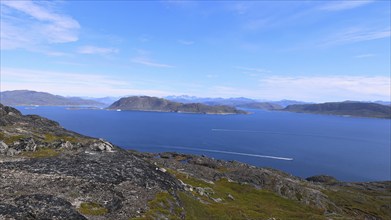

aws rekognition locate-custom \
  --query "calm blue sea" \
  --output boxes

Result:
[16,106,391,182]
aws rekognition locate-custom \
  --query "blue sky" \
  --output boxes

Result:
[1,0,390,102]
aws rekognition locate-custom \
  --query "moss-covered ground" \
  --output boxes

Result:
[134,169,325,220]
[78,202,108,216]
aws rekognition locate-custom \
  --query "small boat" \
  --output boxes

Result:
[116,109,121,112]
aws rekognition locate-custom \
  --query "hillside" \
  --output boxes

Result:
[107,96,247,114]
[237,102,283,110]
[0,90,104,106]
[0,103,390,219]
[283,102,391,119]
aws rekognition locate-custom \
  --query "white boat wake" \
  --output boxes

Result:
[153,145,293,161]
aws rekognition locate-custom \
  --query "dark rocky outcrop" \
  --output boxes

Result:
[107,96,247,114]
[283,101,391,118]
[306,175,339,184]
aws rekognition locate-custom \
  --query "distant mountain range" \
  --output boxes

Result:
[165,95,306,109]
[1,90,390,116]
[165,95,255,106]
[107,96,247,114]
[0,90,105,106]
[283,102,391,119]
[80,96,120,105]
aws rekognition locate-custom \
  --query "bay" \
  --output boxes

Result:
[16,106,391,182]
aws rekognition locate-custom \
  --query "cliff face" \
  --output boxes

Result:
[107,96,247,114]
[0,104,390,219]
[283,102,391,118]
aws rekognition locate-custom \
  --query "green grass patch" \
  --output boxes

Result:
[177,178,325,220]
[78,202,108,216]
[140,169,325,219]
[22,148,60,158]
[44,133,78,143]
[132,192,182,220]
[1,134,27,145]
[324,187,391,219]
[167,169,212,188]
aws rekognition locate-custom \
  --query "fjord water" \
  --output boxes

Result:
[17,107,390,182]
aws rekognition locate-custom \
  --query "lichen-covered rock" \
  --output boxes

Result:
[0,141,8,154]
[14,194,87,220]
[6,148,20,157]
[90,139,115,152]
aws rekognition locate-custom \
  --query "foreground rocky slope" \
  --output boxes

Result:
[0,104,390,219]
[107,96,247,114]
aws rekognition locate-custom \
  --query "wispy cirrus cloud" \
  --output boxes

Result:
[258,75,390,102]
[0,68,171,97]
[235,66,271,73]
[131,50,174,68]
[319,0,374,11]
[0,1,80,50]
[319,27,390,47]
[354,53,376,58]
[178,39,195,45]
[201,75,390,102]
[77,45,119,55]
[131,57,174,68]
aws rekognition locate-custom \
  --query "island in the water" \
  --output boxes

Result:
[283,101,391,119]
[1,103,390,219]
[0,90,104,106]
[107,96,248,114]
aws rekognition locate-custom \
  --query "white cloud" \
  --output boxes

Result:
[319,0,374,11]
[131,57,174,68]
[178,39,195,45]
[1,1,80,50]
[200,75,390,102]
[206,74,218,78]
[77,46,119,55]
[0,68,171,97]
[131,51,174,68]
[139,34,152,42]
[235,66,271,73]
[354,53,376,58]
[226,2,256,15]
[320,28,390,47]
[243,19,270,31]
[257,75,390,102]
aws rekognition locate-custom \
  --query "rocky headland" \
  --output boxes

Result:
[0,103,390,219]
